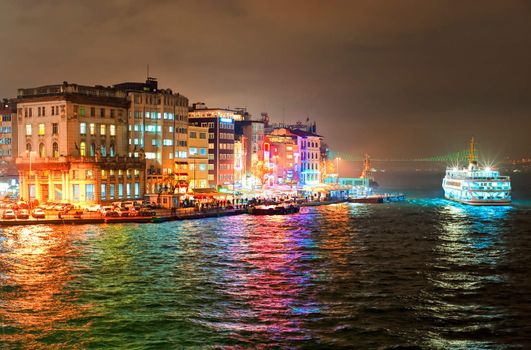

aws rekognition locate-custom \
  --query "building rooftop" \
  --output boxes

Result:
[287,128,322,138]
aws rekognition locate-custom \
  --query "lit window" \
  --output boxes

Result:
[80,123,86,135]
[100,124,106,135]
[189,147,198,156]
[26,124,32,136]
[89,123,95,135]
[110,124,116,136]
[80,142,86,157]
[52,142,59,157]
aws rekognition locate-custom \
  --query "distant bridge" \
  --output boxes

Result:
[327,149,476,163]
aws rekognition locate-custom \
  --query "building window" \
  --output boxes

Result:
[109,143,115,157]
[126,183,131,198]
[72,184,80,201]
[118,183,123,199]
[110,109,115,118]
[100,108,105,117]
[52,123,58,135]
[90,143,96,157]
[200,132,206,139]
[135,182,140,197]
[101,184,107,200]
[89,123,95,135]
[86,184,94,201]
[110,184,115,200]
[80,123,86,135]
[38,123,45,135]
[100,124,106,135]
[39,143,45,158]
[101,144,106,157]
[86,170,93,179]
[26,143,32,152]
[110,124,116,136]
[190,131,197,138]
[26,124,32,136]
[90,107,95,117]
[79,106,85,117]
[52,142,59,157]
[80,142,86,157]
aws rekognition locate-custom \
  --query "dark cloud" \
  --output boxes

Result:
[1,0,529,158]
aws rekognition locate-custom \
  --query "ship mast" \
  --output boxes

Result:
[361,153,371,179]
[469,137,476,163]
[468,137,478,171]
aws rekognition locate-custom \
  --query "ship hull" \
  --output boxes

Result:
[443,194,511,206]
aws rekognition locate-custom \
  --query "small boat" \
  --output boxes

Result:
[349,196,384,204]
[248,204,300,215]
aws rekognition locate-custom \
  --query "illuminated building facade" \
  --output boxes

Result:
[113,78,189,195]
[290,129,322,185]
[189,103,241,190]
[264,128,300,186]
[233,135,246,188]
[15,83,145,205]
[187,125,209,190]
[0,99,18,184]
[234,119,264,186]
[0,99,17,160]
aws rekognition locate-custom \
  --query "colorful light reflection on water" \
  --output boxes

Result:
[0,198,530,348]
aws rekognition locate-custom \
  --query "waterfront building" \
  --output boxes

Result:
[188,103,241,190]
[234,118,264,187]
[113,78,189,196]
[187,125,209,190]
[15,82,145,205]
[233,135,246,188]
[0,99,17,161]
[264,129,300,186]
[0,99,18,195]
[290,129,322,185]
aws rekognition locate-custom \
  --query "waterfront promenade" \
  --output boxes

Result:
[0,199,348,227]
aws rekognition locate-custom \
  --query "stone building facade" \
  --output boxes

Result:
[15,83,145,205]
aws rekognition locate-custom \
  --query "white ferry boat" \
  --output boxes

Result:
[442,138,511,206]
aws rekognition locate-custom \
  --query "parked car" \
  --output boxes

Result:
[138,209,156,217]
[114,208,129,217]
[2,209,16,220]
[16,209,30,220]
[85,204,101,212]
[122,201,134,209]
[32,208,46,219]
[100,206,118,217]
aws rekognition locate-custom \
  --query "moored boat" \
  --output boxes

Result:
[248,204,300,215]
[349,193,406,204]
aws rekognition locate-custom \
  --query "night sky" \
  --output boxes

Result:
[1,0,530,159]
